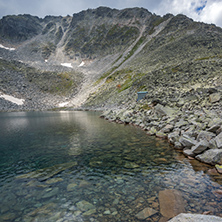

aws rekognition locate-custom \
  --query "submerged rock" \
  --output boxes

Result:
[124,161,140,168]
[159,189,185,219]
[76,200,95,212]
[135,207,158,220]
[16,161,77,181]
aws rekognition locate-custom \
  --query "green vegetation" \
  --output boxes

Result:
[139,104,152,110]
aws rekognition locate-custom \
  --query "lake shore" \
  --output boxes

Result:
[100,100,222,172]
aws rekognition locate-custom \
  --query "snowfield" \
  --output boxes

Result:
[0,44,16,51]
[61,63,73,68]
[0,92,25,105]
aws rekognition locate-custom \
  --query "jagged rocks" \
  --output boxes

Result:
[196,149,222,165]
[101,103,222,167]
[179,135,197,148]
[154,104,177,117]
[191,140,209,154]
[209,93,221,103]
[215,132,222,149]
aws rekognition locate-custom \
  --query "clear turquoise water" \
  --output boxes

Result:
[0,111,221,221]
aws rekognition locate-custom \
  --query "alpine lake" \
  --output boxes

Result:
[0,111,222,222]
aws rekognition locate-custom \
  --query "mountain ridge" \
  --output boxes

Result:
[0,6,222,110]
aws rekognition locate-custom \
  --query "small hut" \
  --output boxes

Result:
[137,91,148,101]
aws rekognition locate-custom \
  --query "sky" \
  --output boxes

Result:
[0,0,222,27]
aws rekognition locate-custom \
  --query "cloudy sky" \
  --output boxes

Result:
[0,0,222,27]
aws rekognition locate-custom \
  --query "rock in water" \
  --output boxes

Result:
[159,189,185,219]
[215,164,222,174]
[76,200,95,212]
[168,213,222,222]
[196,149,222,165]
[16,161,77,181]
[135,207,158,220]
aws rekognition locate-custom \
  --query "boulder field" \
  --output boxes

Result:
[100,100,222,170]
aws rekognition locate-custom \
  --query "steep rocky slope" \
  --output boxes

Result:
[0,6,222,111]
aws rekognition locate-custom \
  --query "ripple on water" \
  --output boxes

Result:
[0,111,222,221]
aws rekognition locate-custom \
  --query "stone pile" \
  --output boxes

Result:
[101,101,222,168]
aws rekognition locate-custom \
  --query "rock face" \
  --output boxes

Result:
[159,189,185,219]
[169,213,222,222]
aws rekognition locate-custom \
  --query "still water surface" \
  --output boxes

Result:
[0,111,221,221]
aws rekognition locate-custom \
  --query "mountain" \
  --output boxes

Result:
[0,6,222,111]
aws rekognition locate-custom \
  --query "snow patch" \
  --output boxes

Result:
[58,102,69,107]
[0,44,16,51]
[78,61,85,67]
[0,93,25,105]
[61,63,73,68]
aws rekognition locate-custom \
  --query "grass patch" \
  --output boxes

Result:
[139,104,151,110]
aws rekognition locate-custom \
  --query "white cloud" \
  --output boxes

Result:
[153,0,222,27]
[199,1,222,27]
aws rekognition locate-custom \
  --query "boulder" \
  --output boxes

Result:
[175,119,189,128]
[215,164,222,174]
[183,149,195,157]
[159,189,185,219]
[215,132,222,149]
[156,130,167,139]
[162,124,174,133]
[155,104,177,117]
[209,138,217,149]
[168,131,180,145]
[209,93,221,103]
[197,131,216,142]
[196,149,222,165]
[179,135,197,148]
[168,213,222,222]
[191,140,209,154]
[147,126,157,136]
[208,124,222,133]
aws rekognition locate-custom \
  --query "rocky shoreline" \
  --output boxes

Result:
[100,99,222,171]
